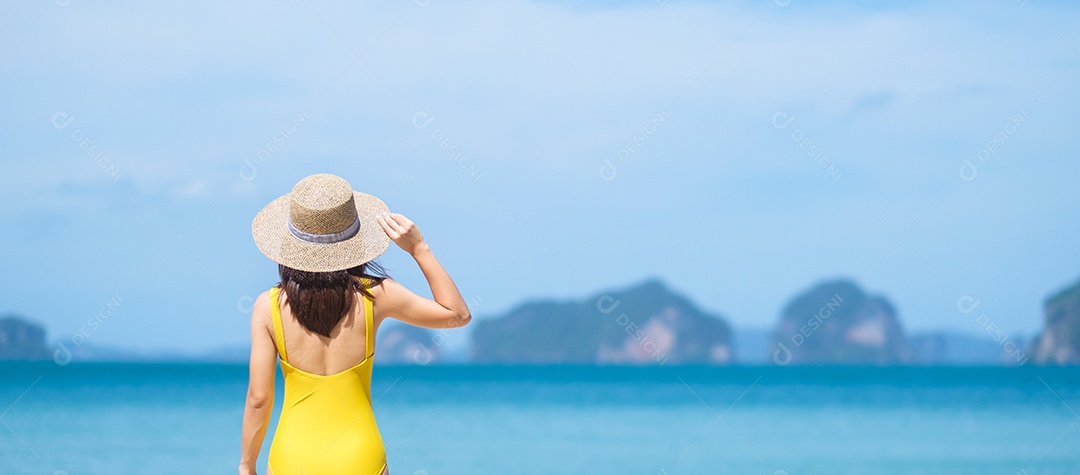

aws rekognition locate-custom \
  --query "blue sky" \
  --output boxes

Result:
[1,1,1078,354]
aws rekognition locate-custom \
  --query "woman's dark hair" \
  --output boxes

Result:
[277,261,389,337]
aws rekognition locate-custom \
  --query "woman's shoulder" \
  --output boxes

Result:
[249,288,276,323]
[369,277,407,299]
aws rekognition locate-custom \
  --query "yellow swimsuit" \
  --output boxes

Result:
[267,286,387,475]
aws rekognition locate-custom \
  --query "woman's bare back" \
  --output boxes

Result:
[272,286,381,376]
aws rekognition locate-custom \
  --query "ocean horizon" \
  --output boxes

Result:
[2,362,1078,474]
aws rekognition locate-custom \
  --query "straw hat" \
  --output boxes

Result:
[252,174,391,272]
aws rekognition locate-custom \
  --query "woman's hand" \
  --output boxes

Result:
[238,465,257,475]
[377,213,429,256]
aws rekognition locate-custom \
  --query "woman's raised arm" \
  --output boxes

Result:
[376,213,471,329]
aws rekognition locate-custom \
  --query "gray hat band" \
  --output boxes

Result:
[287,216,360,244]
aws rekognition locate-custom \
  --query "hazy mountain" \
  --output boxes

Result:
[908,330,1028,365]
[1034,277,1080,364]
[732,327,772,364]
[0,315,48,360]
[374,323,440,365]
[771,279,911,365]
[471,279,732,364]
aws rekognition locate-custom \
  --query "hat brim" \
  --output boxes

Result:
[252,191,391,272]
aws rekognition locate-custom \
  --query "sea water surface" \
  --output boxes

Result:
[1,362,1078,474]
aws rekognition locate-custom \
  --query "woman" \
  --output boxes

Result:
[239,174,471,475]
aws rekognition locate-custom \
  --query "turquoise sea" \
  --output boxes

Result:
[1,363,1079,475]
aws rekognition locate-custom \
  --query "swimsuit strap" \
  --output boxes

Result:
[269,287,289,363]
[362,279,375,359]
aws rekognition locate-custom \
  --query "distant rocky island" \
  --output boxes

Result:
[374,323,441,365]
[0,315,49,360]
[6,276,1080,366]
[770,280,911,365]
[907,330,1024,365]
[471,279,732,364]
[1034,278,1080,364]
